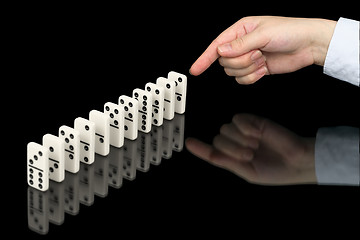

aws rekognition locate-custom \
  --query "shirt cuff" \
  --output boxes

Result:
[315,126,359,186]
[323,17,360,87]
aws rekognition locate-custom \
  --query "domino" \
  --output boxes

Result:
[89,110,110,156]
[132,88,152,133]
[27,142,49,191]
[42,134,65,182]
[145,82,164,127]
[59,125,80,173]
[104,102,125,148]
[118,95,139,140]
[156,77,175,120]
[74,117,95,164]
[168,71,187,114]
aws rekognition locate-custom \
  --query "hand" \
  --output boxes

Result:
[185,113,316,185]
[190,16,336,84]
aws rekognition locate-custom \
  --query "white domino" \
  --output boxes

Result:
[74,117,95,164]
[132,88,152,133]
[145,82,164,126]
[42,134,65,182]
[168,71,187,114]
[59,125,80,173]
[118,95,139,140]
[104,102,125,148]
[89,110,110,156]
[156,77,175,120]
[27,142,49,191]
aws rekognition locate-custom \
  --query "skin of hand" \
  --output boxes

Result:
[189,16,337,84]
[185,113,317,185]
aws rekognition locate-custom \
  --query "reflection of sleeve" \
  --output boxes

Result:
[315,127,359,186]
[323,17,359,86]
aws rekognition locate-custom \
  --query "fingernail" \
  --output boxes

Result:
[256,66,267,76]
[254,57,265,67]
[218,43,232,53]
[250,50,262,61]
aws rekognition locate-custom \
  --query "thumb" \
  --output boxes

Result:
[217,31,264,57]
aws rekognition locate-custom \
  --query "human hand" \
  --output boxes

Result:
[185,113,316,185]
[190,16,336,84]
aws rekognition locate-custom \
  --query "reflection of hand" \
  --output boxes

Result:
[190,16,336,84]
[186,113,316,185]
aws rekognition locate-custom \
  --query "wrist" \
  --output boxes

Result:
[310,19,337,66]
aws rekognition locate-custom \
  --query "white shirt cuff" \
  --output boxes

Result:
[323,17,359,86]
[315,126,359,186]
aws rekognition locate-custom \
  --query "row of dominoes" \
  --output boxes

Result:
[28,115,185,235]
[27,71,187,192]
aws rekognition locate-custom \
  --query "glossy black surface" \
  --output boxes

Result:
[8,4,359,238]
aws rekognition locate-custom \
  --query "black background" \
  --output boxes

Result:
[5,2,359,238]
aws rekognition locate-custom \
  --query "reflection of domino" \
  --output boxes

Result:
[122,138,137,180]
[64,171,79,215]
[156,77,175,120]
[48,181,65,225]
[150,125,163,165]
[168,71,187,114]
[27,187,49,235]
[161,119,174,159]
[172,114,185,152]
[136,132,151,172]
[27,142,49,191]
[79,163,95,206]
[108,146,124,189]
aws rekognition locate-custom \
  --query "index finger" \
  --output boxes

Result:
[189,24,240,76]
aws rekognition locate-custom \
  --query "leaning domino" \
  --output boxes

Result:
[58,125,80,173]
[156,77,175,120]
[132,88,152,133]
[145,82,164,127]
[118,95,139,140]
[42,134,65,182]
[74,117,95,164]
[104,102,125,148]
[89,110,110,156]
[168,71,187,114]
